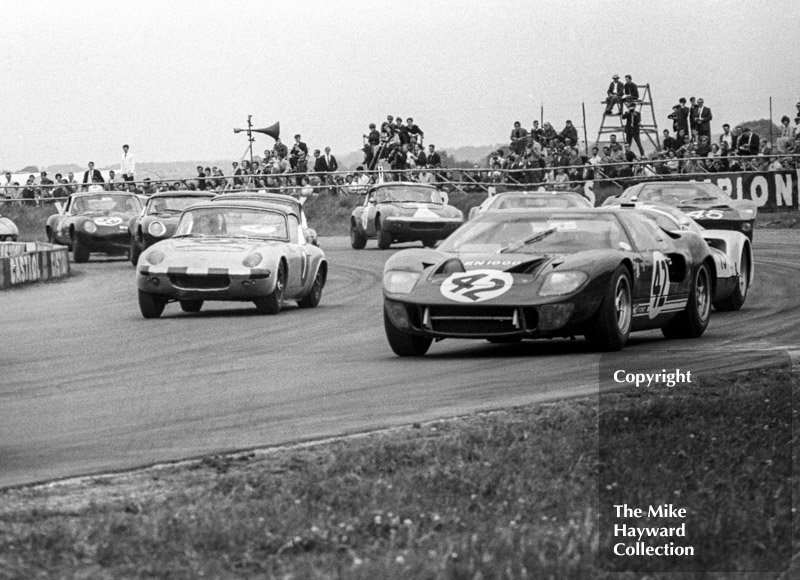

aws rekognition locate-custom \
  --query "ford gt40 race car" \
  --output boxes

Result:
[616,203,753,311]
[129,191,216,265]
[46,192,143,262]
[604,181,757,241]
[382,208,717,356]
[350,182,463,249]
[136,200,327,318]
[468,190,592,220]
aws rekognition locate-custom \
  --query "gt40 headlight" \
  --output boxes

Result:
[148,221,167,237]
[383,270,421,294]
[146,249,165,265]
[83,220,97,234]
[242,253,263,268]
[538,271,588,296]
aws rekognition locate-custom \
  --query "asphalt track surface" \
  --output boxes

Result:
[2,231,799,488]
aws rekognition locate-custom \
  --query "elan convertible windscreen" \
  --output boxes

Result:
[73,194,141,213]
[375,186,443,204]
[174,208,288,240]
[146,196,209,215]
[439,213,624,254]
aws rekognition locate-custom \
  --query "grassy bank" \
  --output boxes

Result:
[0,366,795,579]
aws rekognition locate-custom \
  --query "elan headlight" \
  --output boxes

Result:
[739,208,756,219]
[146,249,165,265]
[242,253,263,268]
[83,220,97,234]
[383,270,421,294]
[148,221,167,237]
[538,271,588,296]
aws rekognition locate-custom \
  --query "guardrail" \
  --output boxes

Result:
[0,242,70,289]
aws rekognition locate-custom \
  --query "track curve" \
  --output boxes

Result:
[1,230,798,488]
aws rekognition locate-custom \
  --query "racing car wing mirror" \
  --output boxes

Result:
[618,241,633,252]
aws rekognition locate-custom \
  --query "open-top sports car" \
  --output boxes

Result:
[615,202,753,311]
[603,181,757,241]
[137,200,326,318]
[129,191,215,265]
[212,191,318,246]
[350,182,463,249]
[46,192,143,262]
[382,208,717,356]
[468,190,592,220]
[0,213,18,241]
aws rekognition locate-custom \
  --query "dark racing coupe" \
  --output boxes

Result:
[382,208,717,355]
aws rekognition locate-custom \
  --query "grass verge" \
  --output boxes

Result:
[0,366,795,579]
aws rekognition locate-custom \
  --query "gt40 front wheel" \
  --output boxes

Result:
[383,306,432,356]
[584,265,632,351]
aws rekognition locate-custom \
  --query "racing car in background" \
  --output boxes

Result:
[0,213,19,241]
[615,203,753,311]
[468,191,592,220]
[212,191,318,246]
[46,192,143,262]
[603,181,757,241]
[382,208,717,356]
[129,191,216,265]
[350,182,463,249]
[136,200,326,318]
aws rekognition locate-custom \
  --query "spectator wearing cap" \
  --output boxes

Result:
[559,120,579,147]
[622,75,639,104]
[120,144,135,182]
[510,121,528,155]
[604,74,624,115]
[691,98,713,138]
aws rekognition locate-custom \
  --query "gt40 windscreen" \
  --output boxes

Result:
[376,186,442,204]
[634,183,728,204]
[174,208,288,240]
[438,214,624,254]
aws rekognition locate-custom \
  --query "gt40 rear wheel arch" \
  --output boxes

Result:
[662,260,712,339]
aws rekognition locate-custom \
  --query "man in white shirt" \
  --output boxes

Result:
[120,144,135,182]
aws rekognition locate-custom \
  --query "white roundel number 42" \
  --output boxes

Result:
[649,251,670,318]
[441,269,513,303]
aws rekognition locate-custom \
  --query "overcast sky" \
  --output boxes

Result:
[1,0,796,170]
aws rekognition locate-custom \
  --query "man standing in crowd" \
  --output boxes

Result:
[82,161,104,189]
[120,144,135,182]
[107,170,119,191]
[604,74,624,115]
[622,102,645,156]
[196,166,207,190]
[406,118,424,145]
[692,98,712,138]
[273,138,288,159]
[290,134,308,170]
[38,171,54,200]
[736,126,760,156]
[719,123,733,149]
[427,144,442,167]
[622,75,639,104]
[510,121,528,155]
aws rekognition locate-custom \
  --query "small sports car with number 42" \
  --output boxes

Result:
[382,208,719,356]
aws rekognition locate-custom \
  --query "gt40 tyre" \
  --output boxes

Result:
[584,265,632,351]
[139,290,167,319]
[180,299,204,313]
[383,306,432,356]
[297,268,324,309]
[662,262,711,339]
[350,220,367,249]
[254,262,285,315]
[713,249,750,312]
[376,218,392,250]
